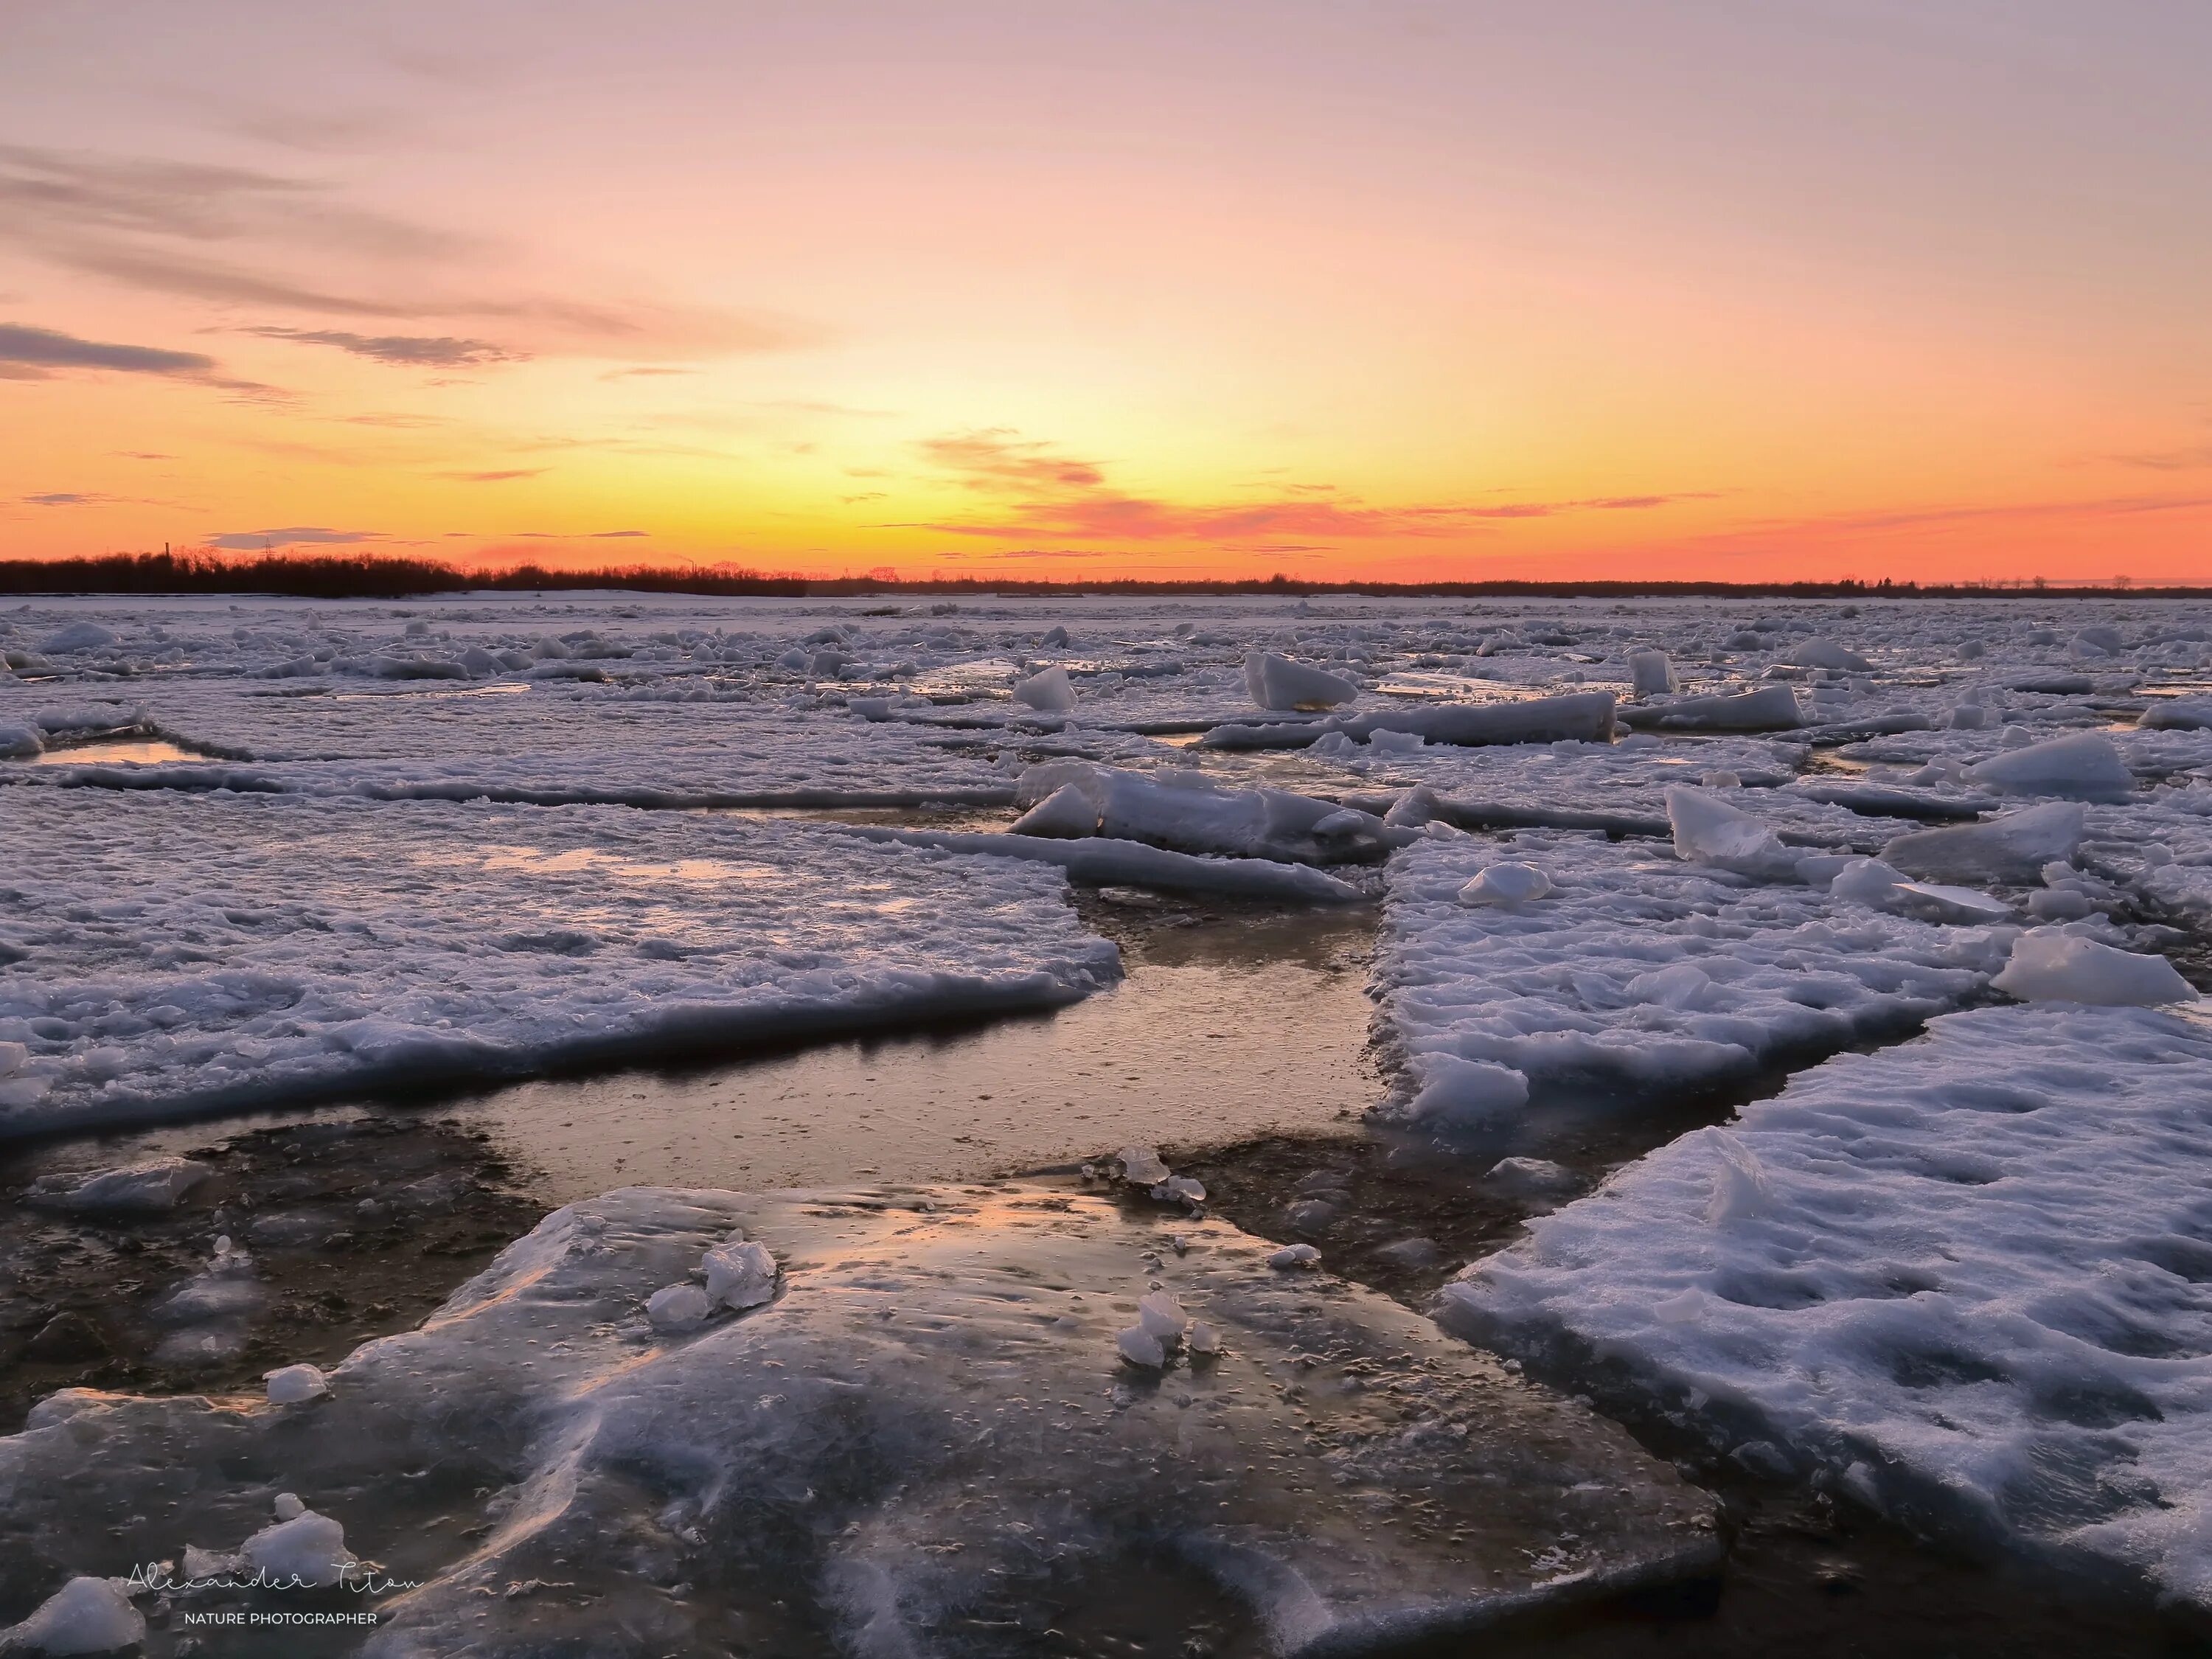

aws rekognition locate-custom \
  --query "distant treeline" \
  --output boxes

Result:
[2,551,2208,601]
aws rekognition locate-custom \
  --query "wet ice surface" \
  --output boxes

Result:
[13,591,2212,1647]
[0,1116,542,1429]
[0,1186,1719,1658]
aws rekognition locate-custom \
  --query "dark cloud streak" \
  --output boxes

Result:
[0,321,215,375]
[246,327,526,367]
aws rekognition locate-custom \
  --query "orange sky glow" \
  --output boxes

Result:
[3,2,2209,584]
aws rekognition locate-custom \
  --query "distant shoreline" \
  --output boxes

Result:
[2,552,2207,601]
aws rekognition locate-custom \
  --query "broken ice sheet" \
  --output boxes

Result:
[1377,830,2009,1119]
[1441,1002,2212,1610]
[0,1187,1716,1657]
[0,788,1119,1135]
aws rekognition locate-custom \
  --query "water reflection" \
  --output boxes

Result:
[32,740,201,765]
[448,902,1380,1203]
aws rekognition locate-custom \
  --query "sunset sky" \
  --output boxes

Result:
[2,1,2208,583]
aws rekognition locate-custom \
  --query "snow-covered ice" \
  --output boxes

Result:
[1441,1003,2212,1608]
[1377,830,2009,1119]
[0,787,1116,1135]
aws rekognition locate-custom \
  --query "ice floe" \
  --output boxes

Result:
[0,788,1116,1135]
[0,1185,1718,1656]
[1377,830,2011,1118]
[1441,1002,2212,1607]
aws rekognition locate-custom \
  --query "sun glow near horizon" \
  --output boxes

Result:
[3,1,2209,585]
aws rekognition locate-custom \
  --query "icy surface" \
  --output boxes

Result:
[0,1186,1718,1657]
[0,788,1115,1135]
[1377,830,2010,1116]
[1441,1004,2212,1607]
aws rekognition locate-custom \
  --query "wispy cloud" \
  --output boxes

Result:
[2112,446,2212,473]
[0,321,215,377]
[244,327,526,367]
[206,526,384,550]
[504,528,652,539]
[907,428,1706,544]
[437,468,545,483]
[24,491,114,506]
[1,142,824,362]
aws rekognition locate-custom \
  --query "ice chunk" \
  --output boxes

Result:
[263,1363,330,1405]
[1115,1325,1166,1368]
[1652,1289,1706,1326]
[1966,731,2134,802]
[0,1576,144,1655]
[1665,786,1792,879]
[1245,650,1357,711]
[702,1239,779,1310]
[240,1505,355,1587]
[1888,881,2014,924]
[2140,697,2212,731]
[1116,1144,1170,1186]
[1406,1054,1531,1126]
[1484,1158,1581,1200]
[458,644,502,677]
[1621,685,1803,731]
[273,1492,305,1522]
[1704,1131,1773,1222]
[1380,785,1438,829]
[1627,961,1714,1009]
[1782,637,1872,672]
[1186,1319,1222,1354]
[1150,1175,1206,1205]
[1007,781,1100,838]
[1991,930,2197,1006]
[1330,689,1615,747]
[2075,625,2124,656]
[647,1283,713,1332]
[181,1544,243,1580]
[1136,1289,1189,1340]
[1040,625,1070,647]
[1007,762,1374,863]
[25,1157,212,1216]
[1268,1242,1322,1270]
[2027,883,2096,922]
[1829,856,1907,907]
[1457,860,1552,907]
[1010,665,1077,712]
[40,622,120,655]
[1883,801,2086,884]
[834,820,1365,902]
[0,723,43,759]
[1627,647,1678,697]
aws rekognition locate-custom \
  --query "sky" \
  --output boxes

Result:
[1,0,2208,584]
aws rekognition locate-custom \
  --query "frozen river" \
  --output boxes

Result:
[7,590,2212,1654]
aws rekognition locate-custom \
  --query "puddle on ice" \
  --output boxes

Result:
[443,897,1382,1203]
[30,739,202,765]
